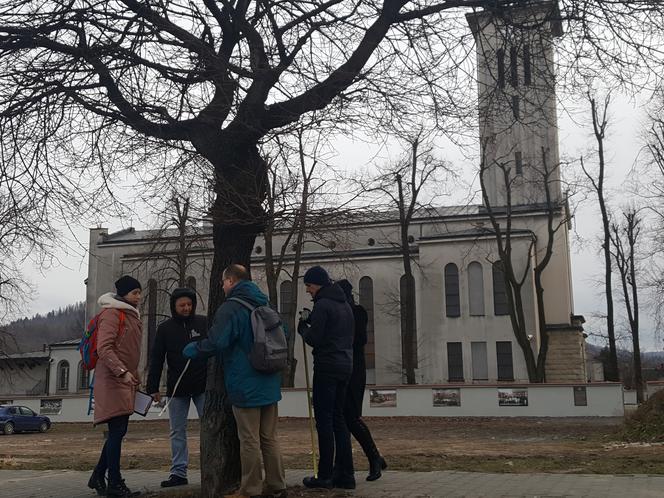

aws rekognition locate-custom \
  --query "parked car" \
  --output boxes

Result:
[0,405,51,435]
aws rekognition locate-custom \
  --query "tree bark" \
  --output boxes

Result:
[199,142,268,496]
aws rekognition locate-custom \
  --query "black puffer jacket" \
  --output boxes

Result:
[146,288,208,397]
[300,283,354,379]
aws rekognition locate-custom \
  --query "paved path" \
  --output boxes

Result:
[1,468,663,497]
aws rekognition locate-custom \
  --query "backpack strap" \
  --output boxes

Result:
[228,297,256,312]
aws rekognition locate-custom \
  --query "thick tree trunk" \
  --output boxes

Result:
[199,142,268,497]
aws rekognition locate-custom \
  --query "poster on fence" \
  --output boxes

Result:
[40,399,63,415]
[433,388,461,407]
[497,388,528,407]
[369,389,397,408]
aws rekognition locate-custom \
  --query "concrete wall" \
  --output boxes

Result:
[5,383,624,423]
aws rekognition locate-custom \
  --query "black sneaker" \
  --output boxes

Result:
[107,479,141,497]
[160,475,188,488]
[87,469,106,496]
[302,476,333,489]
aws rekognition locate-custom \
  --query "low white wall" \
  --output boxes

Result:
[4,383,624,423]
[2,395,201,424]
[280,383,624,418]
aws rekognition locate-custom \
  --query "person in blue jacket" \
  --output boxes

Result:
[182,264,286,498]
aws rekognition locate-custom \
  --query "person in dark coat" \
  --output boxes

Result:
[337,279,387,481]
[298,266,355,490]
[146,287,208,488]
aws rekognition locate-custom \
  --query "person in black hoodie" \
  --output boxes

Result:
[337,279,387,482]
[298,266,355,490]
[146,288,207,488]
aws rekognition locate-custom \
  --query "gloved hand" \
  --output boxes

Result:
[182,341,199,360]
[297,319,310,336]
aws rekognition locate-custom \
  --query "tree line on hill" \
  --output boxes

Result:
[0,302,85,355]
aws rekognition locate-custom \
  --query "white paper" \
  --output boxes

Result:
[134,391,153,416]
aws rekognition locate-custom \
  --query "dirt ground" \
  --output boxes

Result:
[2,416,664,476]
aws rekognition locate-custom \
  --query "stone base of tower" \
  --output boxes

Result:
[545,325,587,383]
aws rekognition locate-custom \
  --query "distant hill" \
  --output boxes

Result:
[0,302,85,354]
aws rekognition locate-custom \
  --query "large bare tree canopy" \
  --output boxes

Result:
[2,0,664,494]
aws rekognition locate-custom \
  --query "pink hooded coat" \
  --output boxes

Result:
[93,293,143,425]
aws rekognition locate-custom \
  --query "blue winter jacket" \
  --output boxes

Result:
[186,280,282,408]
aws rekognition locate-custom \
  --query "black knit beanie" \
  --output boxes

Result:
[115,275,142,297]
[303,266,331,287]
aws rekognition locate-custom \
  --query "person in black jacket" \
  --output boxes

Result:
[337,279,387,482]
[146,287,207,488]
[298,266,355,490]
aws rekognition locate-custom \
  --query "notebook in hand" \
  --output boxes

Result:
[134,390,154,416]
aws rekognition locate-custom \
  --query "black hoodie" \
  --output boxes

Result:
[300,283,354,378]
[146,288,208,397]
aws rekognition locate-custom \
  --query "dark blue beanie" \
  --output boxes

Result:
[303,266,331,287]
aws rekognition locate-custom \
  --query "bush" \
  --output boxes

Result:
[622,389,664,442]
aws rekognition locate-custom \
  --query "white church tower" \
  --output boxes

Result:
[467,1,563,208]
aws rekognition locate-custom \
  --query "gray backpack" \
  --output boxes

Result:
[229,297,288,373]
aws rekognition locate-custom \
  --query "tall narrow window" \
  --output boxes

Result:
[468,262,485,316]
[400,274,418,372]
[515,151,523,175]
[523,44,532,86]
[497,48,505,89]
[78,361,90,390]
[359,276,376,372]
[510,46,519,87]
[512,95,520,120]
[147,279,158,363]
[444,263,460,317]
[279,280,295,316]
[447,342,464,381]
[57,360,70,391]
[496,341,514,380]
[492,262,510,316]
[186,276,196,291]
[471,342,489,380]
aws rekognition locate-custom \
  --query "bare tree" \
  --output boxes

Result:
[362,130,454,383]
[480,144,572,382]
[2,1,664,494]
[262,125,328,387]
[580,92,619,381]
[610,208,644,402]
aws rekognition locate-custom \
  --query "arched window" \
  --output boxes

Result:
[492,262,510,316]
[444,263,460,317]
[358,276,376,371]
[497,48,505,88]
[78,361,90,391]
[468,262,485,316]
[279,280,295,316]
[147,279,158,362]
[57,360,70,392]
[186,276,196,291]
[400,274,418,371]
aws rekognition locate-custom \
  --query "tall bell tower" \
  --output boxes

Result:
[467,1,563,208]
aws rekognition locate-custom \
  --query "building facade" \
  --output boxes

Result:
[85,0,586,390]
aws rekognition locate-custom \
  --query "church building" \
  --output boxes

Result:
[85,1,587,390]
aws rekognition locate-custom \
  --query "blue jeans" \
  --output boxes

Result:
[312,372,354,481]
[95,415,129,484]
[168,393,205,478]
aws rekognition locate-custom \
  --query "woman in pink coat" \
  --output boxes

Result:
[88,275,143,498]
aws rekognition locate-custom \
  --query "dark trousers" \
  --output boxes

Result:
[312,372,354,481]
[95,414,130,483]
[344,392,380,463]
